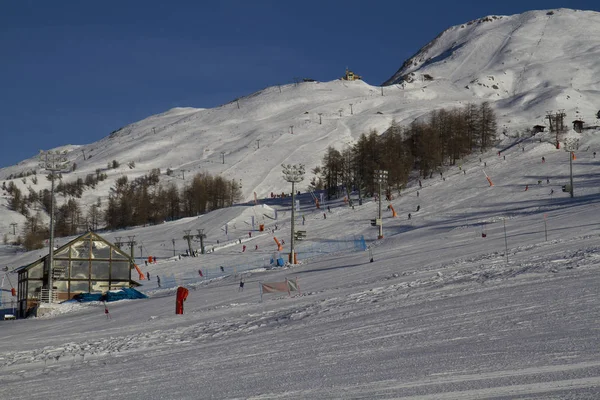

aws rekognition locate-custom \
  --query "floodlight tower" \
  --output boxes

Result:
[282,164,305,264]
[564,138,579,198]
[39,150,71,303]
[374,170,388,239]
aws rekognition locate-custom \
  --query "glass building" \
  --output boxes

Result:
[15,232,140,318]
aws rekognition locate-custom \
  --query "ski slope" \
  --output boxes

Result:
[1,124,600,398]
[1,8,600,399]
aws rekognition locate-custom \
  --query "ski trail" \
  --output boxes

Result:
[512,15,550,96]
[479,21,525,74]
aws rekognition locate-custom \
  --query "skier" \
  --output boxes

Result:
[542,156,545,163]
[594,152,597,158]
[525,185,529,191]
[550,189,554,195]
[327,206,331,212]
[198,269,203,277]
[238,279,245,292]
[419,180,422,188]
[242,245,246,252]
[157,275,161,288]
[255,244,258,250]
[408,213,411,220]
[323,213,327,219]
[146,271,150,281]
[103,301,111,319]
[302,215,306,225]
[416,205,420,212]
[248,232,252,238]
[547,178,550,184]
[416,191,419,197]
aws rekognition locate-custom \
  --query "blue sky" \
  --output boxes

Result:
[1,0,598,168]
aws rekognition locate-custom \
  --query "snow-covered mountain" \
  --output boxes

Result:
[2,9,600,398]
[1,8,599,238]
[384,9,600,126]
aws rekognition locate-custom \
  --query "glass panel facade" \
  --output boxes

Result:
[71,240,90,259]
[92,241,111,259]
[110,281,129,290]
[91,280,109,293]
[28,263,43,279]
[53,260,69,279]
[112,248,129,260]
[71,260,89,279]
[55,247,71,258]
[54,280,69,292]
[27,281,43,300]
[18,235,135,314]
[112,262,130,280]
[70,281,89,293]
[91,261,110,279]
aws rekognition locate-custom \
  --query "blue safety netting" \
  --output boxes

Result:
[69,288,148,303]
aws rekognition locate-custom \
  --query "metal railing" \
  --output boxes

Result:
[39,289,58,303]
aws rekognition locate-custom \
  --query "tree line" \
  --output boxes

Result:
[7,169,242,250]
[101,170,243,230]
[313,102,497,199]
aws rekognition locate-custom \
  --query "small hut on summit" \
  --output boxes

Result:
[15,231,141,318]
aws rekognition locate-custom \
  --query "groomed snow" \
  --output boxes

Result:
[1,8,600,399]
[1,123,600,398]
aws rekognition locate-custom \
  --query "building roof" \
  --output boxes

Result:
[15,231,134,273]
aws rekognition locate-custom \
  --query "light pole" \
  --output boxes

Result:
[564,138,579,198]
[374,170,388,239]
[282,164,305,264]
[39,150,70,303]
[196,229,206,254]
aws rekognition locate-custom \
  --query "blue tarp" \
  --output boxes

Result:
[70,288,148,303]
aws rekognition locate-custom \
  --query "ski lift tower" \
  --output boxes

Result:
[282,164,305,264]
[39,150,71,303]
[564,137,579,198]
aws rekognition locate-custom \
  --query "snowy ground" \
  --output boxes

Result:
[1,126,600,399]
